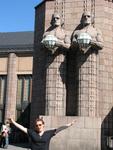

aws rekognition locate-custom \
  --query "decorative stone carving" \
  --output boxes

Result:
[72,11,104,53]
[41,13,70,54]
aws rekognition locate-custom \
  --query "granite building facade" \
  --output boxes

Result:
[0,31,33,125]
[31,0,113,150]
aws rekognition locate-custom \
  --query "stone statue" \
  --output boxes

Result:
[40,13,71,115]
[41,13,70,54]
[70,11,104,116]
[72,11,104,53]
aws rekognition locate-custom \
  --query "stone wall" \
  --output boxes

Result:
[32,0,113,149]
[32,0,113,117]
[42,116,101,150]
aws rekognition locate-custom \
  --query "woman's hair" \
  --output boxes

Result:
[35,118,45,125]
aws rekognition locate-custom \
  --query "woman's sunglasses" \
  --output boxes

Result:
[36,124,43,127]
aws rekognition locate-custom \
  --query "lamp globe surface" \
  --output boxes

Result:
[77,32,92,48]
[41,35,58,49]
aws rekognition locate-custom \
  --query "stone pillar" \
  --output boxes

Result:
[4,53,17,121]
[45,53,66,115]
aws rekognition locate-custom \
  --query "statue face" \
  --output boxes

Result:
[82,12,91,25]
[52,13,61,27]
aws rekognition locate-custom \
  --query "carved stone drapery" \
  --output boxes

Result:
[45,53,66,115]
[76,51,99,116]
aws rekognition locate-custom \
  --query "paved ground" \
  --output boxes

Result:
[0,143,30,150]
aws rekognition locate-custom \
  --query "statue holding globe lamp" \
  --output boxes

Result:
[40,13,71,115]
[72,11,104,53]
[41,13,70,54]
[70,11,104,117]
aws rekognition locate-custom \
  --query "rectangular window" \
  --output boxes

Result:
[0,76,7,123]
[16,75,32,120]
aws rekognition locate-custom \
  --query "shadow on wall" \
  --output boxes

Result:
[66,44,98,116]
[101,107,113,150]
[10,103,31,144]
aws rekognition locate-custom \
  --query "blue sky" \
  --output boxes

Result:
[0,0,42,32]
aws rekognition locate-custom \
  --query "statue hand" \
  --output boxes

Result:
[55,40,64,47]
[90,39,96,44]
[90,39,103,49]
[90,40,98,47]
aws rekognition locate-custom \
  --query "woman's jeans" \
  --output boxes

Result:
[5,135,9,147]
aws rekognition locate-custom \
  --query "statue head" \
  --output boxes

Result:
[81,11,93,26]
[50,13,61,27]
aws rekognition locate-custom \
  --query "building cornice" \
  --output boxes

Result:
[0,44,33,55]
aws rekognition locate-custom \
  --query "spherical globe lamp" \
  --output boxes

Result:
[41,35,58,49]
[77,33,92,49]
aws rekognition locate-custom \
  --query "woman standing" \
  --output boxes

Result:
[9,118,75,150]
